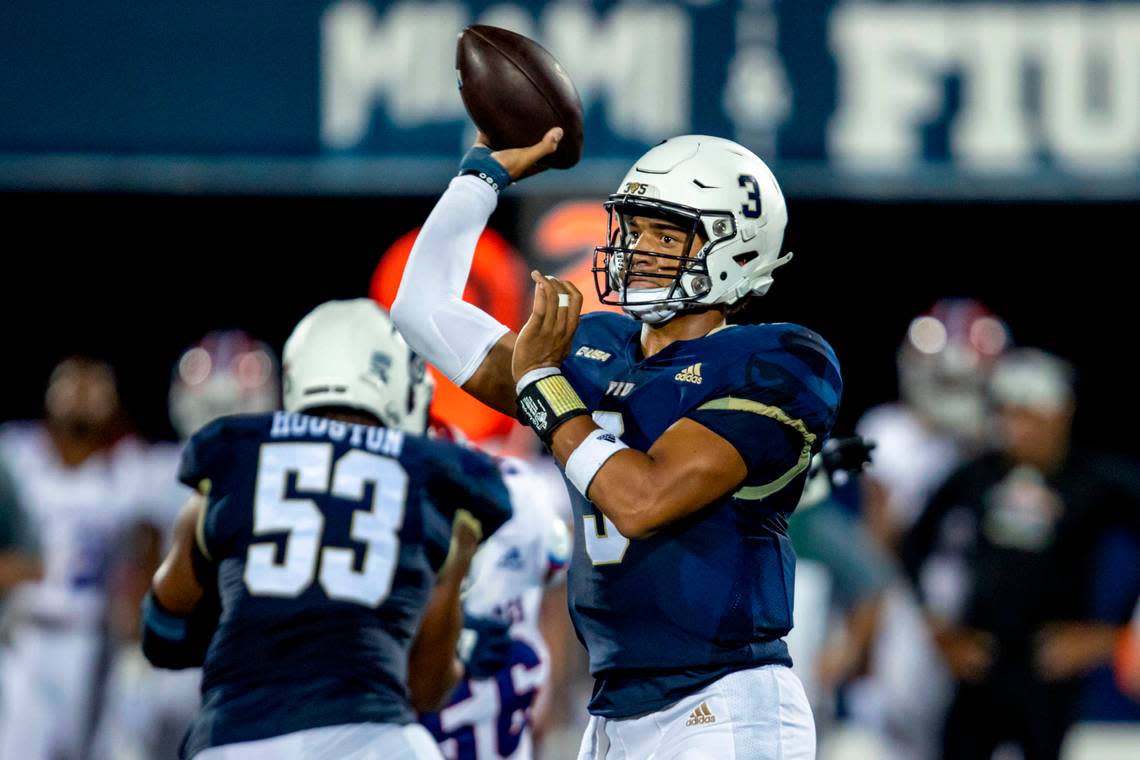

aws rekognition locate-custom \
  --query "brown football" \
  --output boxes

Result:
[456,25,584,170]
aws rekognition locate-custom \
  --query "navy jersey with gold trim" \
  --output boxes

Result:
[175,412,511,757]
[560,312,842,718]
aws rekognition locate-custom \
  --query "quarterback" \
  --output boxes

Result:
[393,130,841,759]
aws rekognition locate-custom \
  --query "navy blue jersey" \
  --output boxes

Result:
[176,412,511,756]
[561,312,842,718]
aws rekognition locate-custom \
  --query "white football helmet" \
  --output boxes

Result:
[169,330,279,440]
[283,299,434,433]
[593,135,791,324]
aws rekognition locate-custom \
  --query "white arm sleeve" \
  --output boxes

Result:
[391,175,511,386]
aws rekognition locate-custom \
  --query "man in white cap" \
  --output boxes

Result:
[901,348,1140,760]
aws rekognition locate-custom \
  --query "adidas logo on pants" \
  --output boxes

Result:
[686,702,716,726]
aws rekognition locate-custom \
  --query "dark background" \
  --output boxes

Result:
[4,191,1135,458]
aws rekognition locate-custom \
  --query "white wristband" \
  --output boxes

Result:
[565,428,629,498]
[515,366,562,396]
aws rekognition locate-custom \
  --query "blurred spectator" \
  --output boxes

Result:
[0,357,183,760]
[851,299,1010,760]
[92,331,280,760]
[901,348,1140,760]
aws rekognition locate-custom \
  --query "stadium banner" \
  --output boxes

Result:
[2,0,1138,198]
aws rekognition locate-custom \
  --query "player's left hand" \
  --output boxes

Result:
[512,271,584,384]
[1034,622,1121,681]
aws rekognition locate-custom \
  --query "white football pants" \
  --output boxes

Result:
[576,664,815,760]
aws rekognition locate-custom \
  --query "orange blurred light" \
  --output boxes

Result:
[371,227,528,445]
[531,201,622,315]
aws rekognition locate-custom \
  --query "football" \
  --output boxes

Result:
[456,25,584,170]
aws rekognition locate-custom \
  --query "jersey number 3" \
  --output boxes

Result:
[245,442,407,607]
[584,412,631,565]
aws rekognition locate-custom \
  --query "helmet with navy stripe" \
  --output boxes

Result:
[283,299,434,434]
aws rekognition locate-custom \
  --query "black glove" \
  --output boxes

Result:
[461,614,513,680]
[818,436,876,486]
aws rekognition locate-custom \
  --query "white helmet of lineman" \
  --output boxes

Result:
[593,135,791,324]
[283,299,435,434]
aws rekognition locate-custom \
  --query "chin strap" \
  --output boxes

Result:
[619,250,795,322]
[620,286,684,324]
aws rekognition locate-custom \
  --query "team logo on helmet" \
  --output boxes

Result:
[370,352,393,384]
[622,181,657,197]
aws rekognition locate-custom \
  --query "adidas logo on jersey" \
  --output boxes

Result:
[576,346,612,362]
[674,363,703,384]
[497,547,524,570]
[685,702,716,726]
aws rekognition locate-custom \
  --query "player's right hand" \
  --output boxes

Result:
[479,127,563,180]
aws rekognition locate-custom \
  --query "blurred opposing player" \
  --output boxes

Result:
[849,299,1010,760]
[0,356,183,760]
[858,299,1010,552]
[420,455,571,760]
[169,330,280,441]
[393,131,840,759]
[0,455,41,598]
[141,300,513,759]
[91,330,282,760]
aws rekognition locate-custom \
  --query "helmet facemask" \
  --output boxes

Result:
[592,196,737,325]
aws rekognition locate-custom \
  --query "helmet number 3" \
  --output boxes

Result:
[738,174,762,219]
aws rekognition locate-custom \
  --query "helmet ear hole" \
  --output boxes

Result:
[733,251,759,267]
